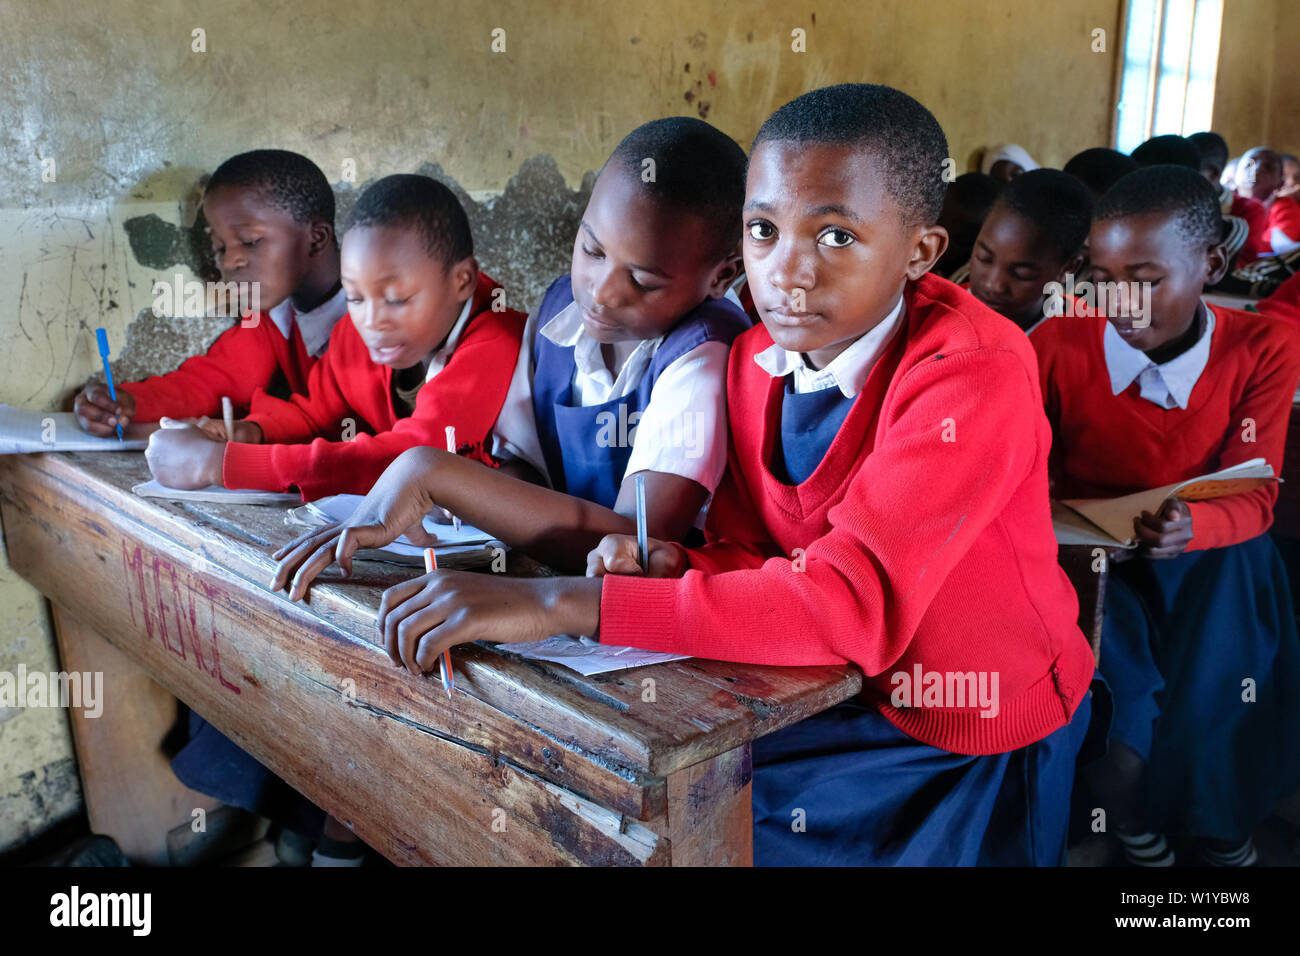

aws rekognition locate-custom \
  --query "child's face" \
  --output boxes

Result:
[743,141,944,369]
[341,225,476,369]
[968,205,1066,330]
[1238,149,1283,200]
[203,185,315,311]
[1284,157,1300,191]
[1087,211,1225,354]
[570,167,734,345]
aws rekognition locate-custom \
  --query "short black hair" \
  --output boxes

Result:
[343,174,473,267]
[1188,131,1229,172]
[1095,165,1221,250]
[1131,134,1201,170]
[1063,148,1140,198]
[205,149,335,226]
[752,83,949,226]
[994,168,1094,261]
[605,117,747,259]
[942,173,1003,221]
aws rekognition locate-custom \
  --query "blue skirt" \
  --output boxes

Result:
[170,711,325,837]
[752,694,1091,866]
[1100,533,1300,842]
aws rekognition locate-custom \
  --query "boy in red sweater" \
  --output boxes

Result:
[74,150,346,436]
[144,174,525,501]
[967,169,1092,332]
[288,85,1097,865]
[1031,165,1300,866]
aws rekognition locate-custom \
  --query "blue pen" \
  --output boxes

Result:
[95,328,124,442]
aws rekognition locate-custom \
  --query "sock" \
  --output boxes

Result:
[1117,830,1175,867]
[1201,838,1258,867]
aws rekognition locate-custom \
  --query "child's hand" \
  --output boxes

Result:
[144,418,225,489]
[378,571,571,675]
[586,533,688,578]
[270,447,442,600]
[74,382,136,436]
[190,417,263,444]
[1133,498,1193,559]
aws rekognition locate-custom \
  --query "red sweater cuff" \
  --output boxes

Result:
[598,576,686,653]
[222,442,299,497]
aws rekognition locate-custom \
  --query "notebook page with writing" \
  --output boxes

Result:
[0,406,148,454]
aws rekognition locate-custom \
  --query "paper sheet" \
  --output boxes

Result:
[496,634,689,676]
[0,405,147,454]
[288,493,502,565]
[133,479,301,505]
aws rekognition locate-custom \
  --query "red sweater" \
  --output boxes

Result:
[1031,306,1300,550]
[123,313,316,422]
[1258,271,1300,321]
[1268,195,1300,248]
[599,275,1095,755]
[224,274,525,501]
[1235,194,1271,264]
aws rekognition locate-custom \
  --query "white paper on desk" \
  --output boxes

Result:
[288,493,503,564]
[497,635,689,676]
[0,405,147,453]
[133,479,300,505]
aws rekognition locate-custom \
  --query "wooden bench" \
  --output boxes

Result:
[0,451,861,866]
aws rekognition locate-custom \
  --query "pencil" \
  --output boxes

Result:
[423,547,455,698]
[444,425,461,532]
[94,328,124,442]
[222,396,235,443]
[635,472,648,573]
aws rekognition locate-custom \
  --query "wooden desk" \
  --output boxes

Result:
[0,452,860,866]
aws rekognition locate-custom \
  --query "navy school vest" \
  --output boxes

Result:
[775,377,857,485]
[531,274,751,509]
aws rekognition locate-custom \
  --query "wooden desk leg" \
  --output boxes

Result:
[50,604,220,866]
[664,743,753,866]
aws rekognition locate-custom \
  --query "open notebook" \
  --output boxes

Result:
[0,405,148,453]
[1053,458,1277,548]
[285,493,502,567]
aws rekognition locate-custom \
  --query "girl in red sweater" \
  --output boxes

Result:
[144,174,525,501]
[74,150,346,436]
[1031,165,1300,866]
[281,85,1098,866]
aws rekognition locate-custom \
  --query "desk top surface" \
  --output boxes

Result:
[0,450,862,780]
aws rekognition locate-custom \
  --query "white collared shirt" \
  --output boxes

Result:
[267,286,349,358]
[752,293,906,396]
[1103,304,1216,410]
[491,290,740,494]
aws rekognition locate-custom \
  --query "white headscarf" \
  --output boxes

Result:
[980,144,1039,176]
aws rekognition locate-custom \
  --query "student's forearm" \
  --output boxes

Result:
[421,449,635,571]
[540,575,604,637]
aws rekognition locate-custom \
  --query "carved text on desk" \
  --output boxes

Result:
[121,542,241,694]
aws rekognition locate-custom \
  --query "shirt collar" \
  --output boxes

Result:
[423,294,477,382]
[752,293,906,397]
[268,286,349,358]
[1102,302,1216,409]
[539,298,662,381]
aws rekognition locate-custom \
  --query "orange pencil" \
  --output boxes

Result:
[423,548,455,698]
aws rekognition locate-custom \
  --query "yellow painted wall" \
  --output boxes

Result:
[1213,0,1299,157]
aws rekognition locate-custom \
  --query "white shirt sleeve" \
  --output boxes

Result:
[623,339,731,493]
[489,309,551,481]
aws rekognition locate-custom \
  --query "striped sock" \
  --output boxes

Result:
[1201,838,1258,867]
[1117,830,1176,867]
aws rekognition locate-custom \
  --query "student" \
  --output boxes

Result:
[1131,133,1201,171]
[1031,165,1300,866]
[270,117,750,584]
[74,150,345,436]
[1235,146,1284,261]
[308,85,1098,866]
[934,172,1001,280]
[980,143,1037,182]
[1256,269,1300,322]
[144,174,526,502]
[968,169,1092,332]
[1063,147,1138,202]
[1281,153,1300,195]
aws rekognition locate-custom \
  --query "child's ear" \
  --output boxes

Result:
[905,224,949,281]
[1205,240,1231,287]
[704,250,745,299]
[308,222,335,256]
[450,256,480,298]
